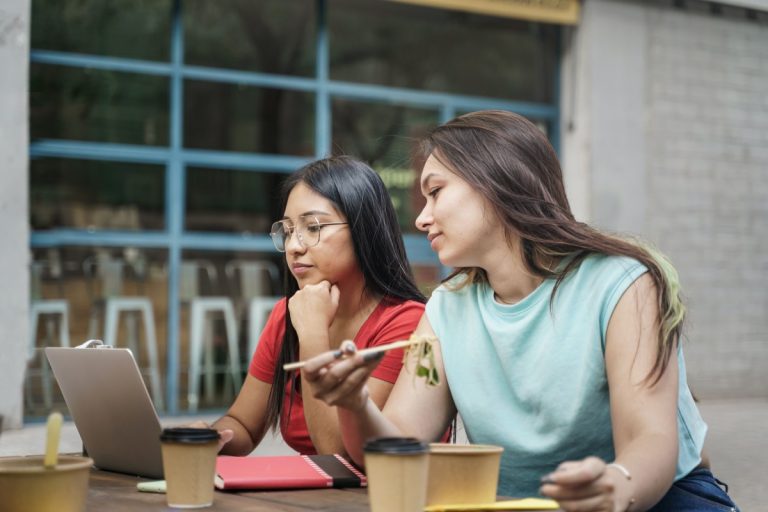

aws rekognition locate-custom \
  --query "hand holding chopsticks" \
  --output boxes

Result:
[282,338,418,371]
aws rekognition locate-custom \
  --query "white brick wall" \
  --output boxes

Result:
[644,5,768,398]
[567,1,768,398]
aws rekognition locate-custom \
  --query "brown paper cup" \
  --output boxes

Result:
[0,455,93,512]
[426,443,503,506]
[364,437,429,512]
[160,428,219,509]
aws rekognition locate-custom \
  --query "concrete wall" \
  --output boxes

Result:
[563,0,768,398]
[0,0,30,429]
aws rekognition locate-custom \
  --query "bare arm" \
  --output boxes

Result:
[300,338,396,455]
[289,281,347,453]
[303,315,456,467]
[541,273,679,511]
[212,374,272,455]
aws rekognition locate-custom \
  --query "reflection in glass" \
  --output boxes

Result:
[185,168,288,234]
[179,250,284,410]
[31,0,172,61]
[329,0,558,102]
[27,247,169,418]
[30,64,169,145]
[30,158,165,231]
[332,100,437,232]
[184,81,314,155]
[458,109,550,137]
[185,0,315,76]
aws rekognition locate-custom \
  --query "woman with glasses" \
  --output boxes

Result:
[299,111,739,511]
[197,156,426,457]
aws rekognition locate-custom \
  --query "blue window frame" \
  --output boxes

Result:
[30,0,561,413]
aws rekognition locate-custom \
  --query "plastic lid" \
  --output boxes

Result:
[363,437,428,454]
[159,427,219,444]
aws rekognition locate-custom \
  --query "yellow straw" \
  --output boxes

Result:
[43,411,63,469]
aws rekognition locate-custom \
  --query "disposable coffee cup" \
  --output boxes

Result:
[363,437,429,512]
[159,427,220,509]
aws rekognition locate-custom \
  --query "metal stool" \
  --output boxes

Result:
[26,261,70,410]
[248,296,281,358]
[225,260,280,359]
[27,299,70,409]
[84,254,164,411]
[183,261,242,412]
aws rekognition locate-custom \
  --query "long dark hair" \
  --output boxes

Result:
[418,110,685,385]
[265,156,426,431]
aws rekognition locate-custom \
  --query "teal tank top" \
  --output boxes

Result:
[425,255,706,497]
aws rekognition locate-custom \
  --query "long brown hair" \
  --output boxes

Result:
[418,110,685,385]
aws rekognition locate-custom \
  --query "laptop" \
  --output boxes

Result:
[45,342,164,478]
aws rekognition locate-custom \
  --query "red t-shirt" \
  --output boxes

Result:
[249,297,425,454]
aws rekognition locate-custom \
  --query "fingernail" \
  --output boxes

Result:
[540,474,555,485]
[341,340,356,353]
[332,349,343,359]
[362,351,385,362]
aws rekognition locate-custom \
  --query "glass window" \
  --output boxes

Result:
[179,249,283,410]
[31,0,172,61]
[458,109,551,137]
[184,80,314,155]
[27,247,168,417]
[185,168,289,234]
[329,0,559,102]
[331,99,437,232]
[30,158,165,231]
[30,64,169,145]
[184,0,315,76]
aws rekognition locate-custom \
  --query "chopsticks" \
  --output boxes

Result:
[282,338,418,371]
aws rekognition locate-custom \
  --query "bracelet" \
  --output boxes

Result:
[606,462,632,480]
[606,463,636,511]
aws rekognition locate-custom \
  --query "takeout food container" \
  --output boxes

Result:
[426,443,504,506]
[0,455,93,512]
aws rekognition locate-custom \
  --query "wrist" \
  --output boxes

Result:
[606,463,636,512]
[347,387,371,414]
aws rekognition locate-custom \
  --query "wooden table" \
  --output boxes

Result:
[88,468,563,511]
[88,468,371,511]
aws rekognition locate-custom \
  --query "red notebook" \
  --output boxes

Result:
[215,454,367,490]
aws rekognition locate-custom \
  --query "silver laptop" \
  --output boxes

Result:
[45,342,164,478]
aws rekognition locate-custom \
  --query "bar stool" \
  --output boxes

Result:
[84,254,164,411]
[183,261,242,412]
[225,260,281,358]
[26,261,70,409]
[247,296,281,358]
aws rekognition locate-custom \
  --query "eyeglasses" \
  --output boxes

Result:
[270,215,348,252]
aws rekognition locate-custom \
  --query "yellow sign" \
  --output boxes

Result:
[388,0,580,25]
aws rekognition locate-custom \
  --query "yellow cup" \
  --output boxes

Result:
[364,437,430,512]
[160,427,220,509]
[426,443,503,506]
[0,455,93,512]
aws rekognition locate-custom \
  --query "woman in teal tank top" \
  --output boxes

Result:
[299,111,738,511]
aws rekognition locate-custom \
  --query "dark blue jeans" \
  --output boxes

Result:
[649,467,739,511]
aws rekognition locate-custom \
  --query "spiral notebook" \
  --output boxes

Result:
[215,454,367,490]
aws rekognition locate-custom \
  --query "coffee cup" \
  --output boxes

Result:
[0,454,93,512]
[159,427,220,508]
[363,437,429,512]
[426,443,503,506]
